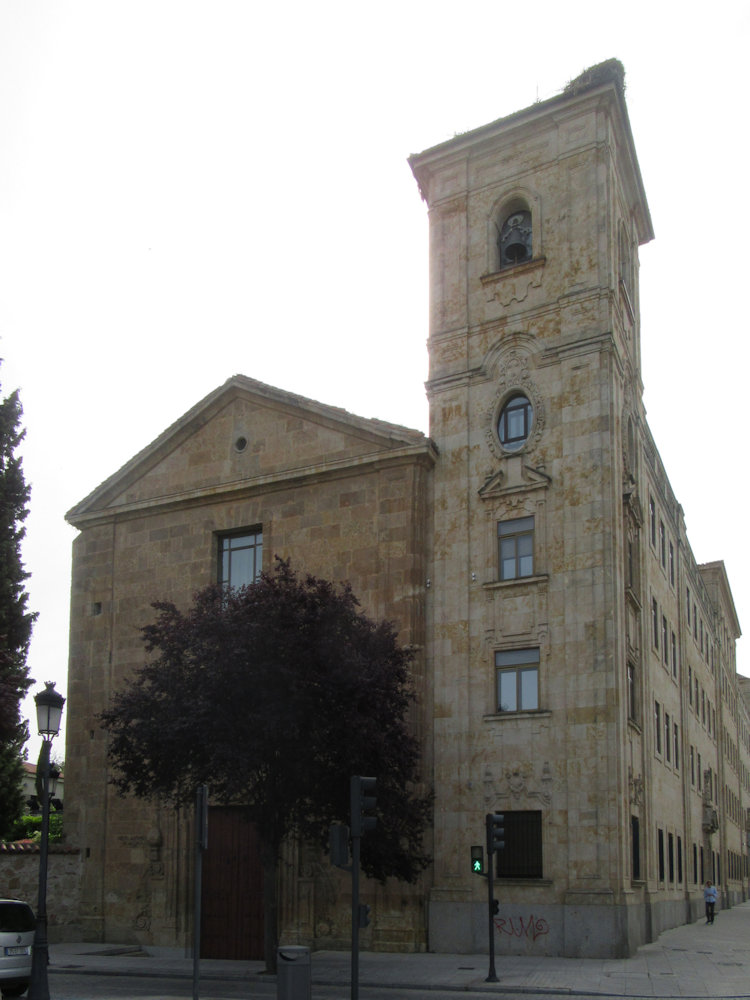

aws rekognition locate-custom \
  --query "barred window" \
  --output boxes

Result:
[495,810,543,879]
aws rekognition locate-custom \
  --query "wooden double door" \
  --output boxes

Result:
[200,806,264,959]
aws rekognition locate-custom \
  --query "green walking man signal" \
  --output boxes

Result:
[471,845,484,874]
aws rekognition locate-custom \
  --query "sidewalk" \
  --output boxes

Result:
[49,901,750,997]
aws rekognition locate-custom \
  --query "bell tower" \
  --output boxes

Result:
[410,61,654,956]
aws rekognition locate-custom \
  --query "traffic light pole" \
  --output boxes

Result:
[351,823,361,1000]
[350,775,376,1000]
[485,813,501,983]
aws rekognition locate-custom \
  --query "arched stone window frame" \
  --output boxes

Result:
[488,188,542,275]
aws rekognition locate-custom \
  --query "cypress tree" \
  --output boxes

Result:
[0,377,35,839]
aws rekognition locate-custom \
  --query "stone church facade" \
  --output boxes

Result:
[64,62,749,960]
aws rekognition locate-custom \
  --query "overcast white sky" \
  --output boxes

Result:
[1,1,748,759]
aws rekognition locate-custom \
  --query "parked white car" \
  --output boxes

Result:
[0,900,35,997]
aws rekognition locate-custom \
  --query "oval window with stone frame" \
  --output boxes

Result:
[498,393,533,452]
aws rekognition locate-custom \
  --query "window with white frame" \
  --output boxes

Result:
[498,516,534,580]
[495,648,539,713]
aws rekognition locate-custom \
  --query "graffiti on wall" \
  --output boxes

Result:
[494,915,550,942]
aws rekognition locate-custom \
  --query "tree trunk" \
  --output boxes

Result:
[261,839,279,974]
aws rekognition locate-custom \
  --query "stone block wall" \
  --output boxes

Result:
[0,844,82,942]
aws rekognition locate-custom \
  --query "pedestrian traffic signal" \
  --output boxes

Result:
[358,903,372,928]
[350,776,377,837]
[486,812,505,852]
[491,899,499,916]
[330,823,350,868]
[471,845,484,874]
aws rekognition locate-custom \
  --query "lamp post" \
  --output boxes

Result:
[28,681,65,1000]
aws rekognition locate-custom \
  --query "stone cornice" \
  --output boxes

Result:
[67,442,438,529]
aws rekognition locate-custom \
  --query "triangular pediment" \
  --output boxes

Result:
[477,457,551,499]
[66,376,433,527]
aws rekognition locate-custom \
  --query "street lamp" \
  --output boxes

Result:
[28,681,65,1000]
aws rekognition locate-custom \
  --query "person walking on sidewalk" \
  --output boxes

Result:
[704,880,717,924]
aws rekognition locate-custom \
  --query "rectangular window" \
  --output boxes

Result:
[631,816,641,880]
[665,712,671,762]
[649,495,656,547]
[655,701,662,755]
[659,521,666,567]
[688,666,693,705]
[219,528,263,588]
[495,648,539,713]
[498,516,534,581]
[495,811,543,879]
[627,661,637,722]
[677,836,683,883]
[652,598,659,649]
[668,832,674,882]
[697,752,702,790]
[690,745,695,785]
[669,541,675,586]
[671,632,677,677]
[662,616,668,664]
[673,723,679,769]
[658,828,665,882]
[687,588,691,625]
[693,843,698,884]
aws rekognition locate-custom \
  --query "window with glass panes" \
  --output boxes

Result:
[498,516,534,581]
[497,393,533,451]
[219,529,263,588]
[495,648,539,713]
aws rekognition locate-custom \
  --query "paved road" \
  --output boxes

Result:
[41,901,750,1000]
[47,968,668,1000]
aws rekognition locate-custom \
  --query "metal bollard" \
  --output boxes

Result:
[276,945,311,1000]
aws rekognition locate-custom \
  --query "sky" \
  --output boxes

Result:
[1,0,748,760]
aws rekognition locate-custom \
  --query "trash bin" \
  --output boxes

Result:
[276,945,311,1000]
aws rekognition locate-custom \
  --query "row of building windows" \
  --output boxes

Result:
[688,745,717,801]
[650,597,677,679]
[723,784,744,829]
[649,495,675,587]
[686,584,713,669]
[723,725,741,777]
[687,663,716,737]
[652,828,742,887]
[654,701,679,769]
[494,813,745,887]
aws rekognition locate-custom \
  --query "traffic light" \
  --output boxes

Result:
[330,823,350,868]
[350,776,377,837]
[491,899,499,916]
[358,903,372,928]
[486,812,505,852]
[471,845,484,874]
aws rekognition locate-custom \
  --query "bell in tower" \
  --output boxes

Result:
[498,209,532,267]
